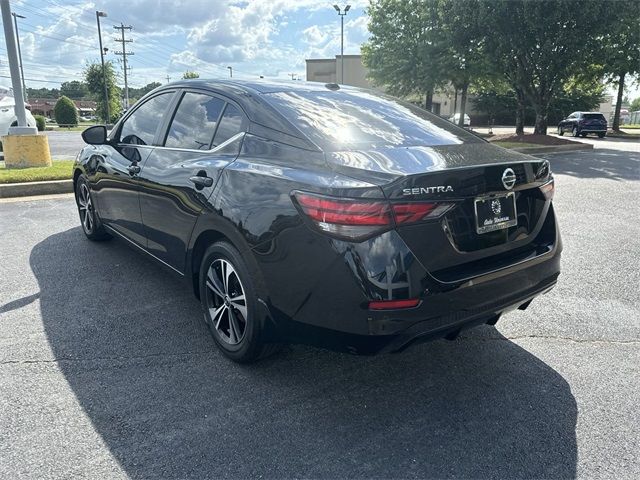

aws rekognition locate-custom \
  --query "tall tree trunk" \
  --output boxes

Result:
[613,72,625,131]
[453,87,458,115]
[533,96,549,135]
[425,89,433,111]
[534,112,547,135]
[457,82,468,128]
[515,88,525,135]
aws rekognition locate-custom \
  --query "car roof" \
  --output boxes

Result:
[165,78,363,95]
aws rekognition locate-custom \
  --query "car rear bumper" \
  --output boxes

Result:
[579,128,607,133]
[274,243,560,354]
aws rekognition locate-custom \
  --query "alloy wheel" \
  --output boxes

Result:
[77,183,94,233]
[205,258,248,345]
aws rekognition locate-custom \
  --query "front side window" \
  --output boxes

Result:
[119,92,173,146]
[165,93,225,150]
[212,104,244,147]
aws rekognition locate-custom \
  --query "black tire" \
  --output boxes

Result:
[199,241,277,363]
[75,175,111,241]
[572,126,580,137]
[557,126,564,136]
[598,132,606,138]
[580,133,587,137]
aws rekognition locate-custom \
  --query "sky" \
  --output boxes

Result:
[0,0,371,89]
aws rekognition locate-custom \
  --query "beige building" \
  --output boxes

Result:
[305,54,471,117]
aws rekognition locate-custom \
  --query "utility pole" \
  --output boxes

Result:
[1,0,30,130]
[333,4,351,84]
[114,23,134,110]
[165,75,170,83]
[288,73,297,81]
[11,12,26,102]
[96,11,109,126]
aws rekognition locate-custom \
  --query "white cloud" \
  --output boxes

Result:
[4,0,371,87]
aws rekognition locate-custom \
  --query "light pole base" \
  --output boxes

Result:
[8,126,38,135]
[1,133,51,168]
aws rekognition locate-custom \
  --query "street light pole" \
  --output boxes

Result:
[96,11,110,126]
[333,4,351,84]
[11,12,27,102]
[227,66,233,78]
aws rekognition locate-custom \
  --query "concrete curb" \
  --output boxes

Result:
[0,179,73,199]
[507,143,594,154]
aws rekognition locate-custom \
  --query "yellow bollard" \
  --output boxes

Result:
[1,134,52,168]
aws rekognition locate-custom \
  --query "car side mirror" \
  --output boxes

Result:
[82,125,107,145]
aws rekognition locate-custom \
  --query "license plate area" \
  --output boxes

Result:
[474,192,517,234]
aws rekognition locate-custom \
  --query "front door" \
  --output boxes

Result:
[91,91,176,246]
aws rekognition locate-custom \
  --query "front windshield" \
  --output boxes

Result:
[264,89,482,151]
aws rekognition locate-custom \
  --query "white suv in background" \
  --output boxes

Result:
[0,86,37,137]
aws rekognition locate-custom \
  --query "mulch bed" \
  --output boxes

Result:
[488,134,580,146]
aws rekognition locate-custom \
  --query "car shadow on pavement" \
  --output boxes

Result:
[546,148,640,181]
[31,228,578,479]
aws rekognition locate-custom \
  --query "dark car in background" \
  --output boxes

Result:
[557,111,607,138]
[73,80,561,363]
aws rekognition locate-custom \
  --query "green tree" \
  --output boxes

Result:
[362,0,447,110]
[630,97,640,112]
[84,62,122,123]
[26,87,59,99]
[182,71,200,79]
[438,0,490,127]
[60,81,89,99]
[128,82,162,100]
[53,96,78,126]
[482,0,611,134]
[599,1,640,130]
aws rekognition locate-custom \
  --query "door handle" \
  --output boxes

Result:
[189,175,214,189]
[127,164,141,175]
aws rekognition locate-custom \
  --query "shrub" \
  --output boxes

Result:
[54,96,78,127]
[34,115,46,131]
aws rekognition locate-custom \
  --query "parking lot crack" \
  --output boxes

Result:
[0,349,214,366]
[476,334,640,345]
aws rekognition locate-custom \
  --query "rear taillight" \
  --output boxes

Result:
[540,179,554,200]
[292,191,451,241]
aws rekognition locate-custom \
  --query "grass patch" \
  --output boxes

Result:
[493,142,541,149]
[0,160,75,184]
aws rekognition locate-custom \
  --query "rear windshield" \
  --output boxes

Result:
[263,90,482,151]
[584,113,606,120]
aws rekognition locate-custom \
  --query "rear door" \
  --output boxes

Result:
[91,91,176,246]
[137,90,246,272]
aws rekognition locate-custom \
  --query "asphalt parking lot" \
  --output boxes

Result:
[1,146,639,478]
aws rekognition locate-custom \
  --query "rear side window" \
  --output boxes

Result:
[212,104,243,147]
[120,92,173,145]
[165,93,225,150]
[264,90,482,151]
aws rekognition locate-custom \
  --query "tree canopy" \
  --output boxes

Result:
[363,0,638,134]
[60,81,89,100]
[84,62,122,123]
[182,71,200,79]
[53,96,78,126]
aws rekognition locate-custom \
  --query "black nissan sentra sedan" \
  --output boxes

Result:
[74,79,561,362]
